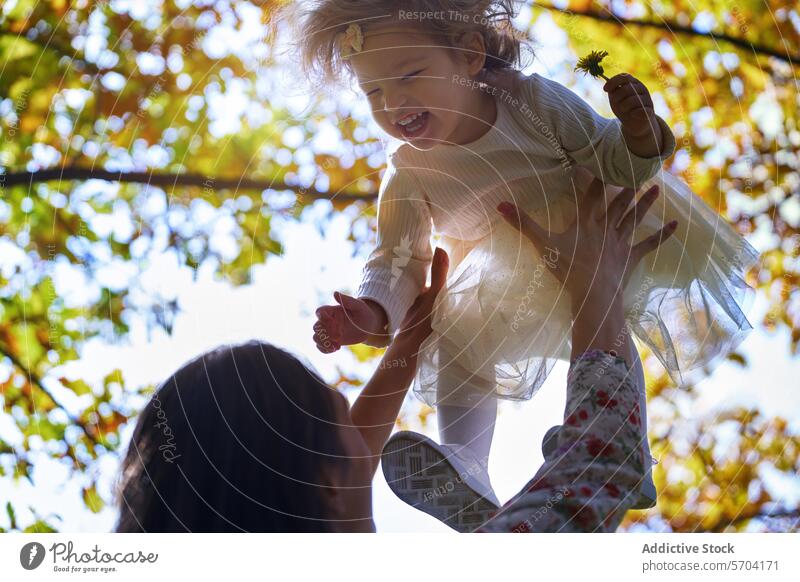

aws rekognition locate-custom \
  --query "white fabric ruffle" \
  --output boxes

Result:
[412,167,761,406]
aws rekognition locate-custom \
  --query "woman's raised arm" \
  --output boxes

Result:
[350,247,449,476]
[478,178,677,532]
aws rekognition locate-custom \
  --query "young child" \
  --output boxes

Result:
[298,0,759,524]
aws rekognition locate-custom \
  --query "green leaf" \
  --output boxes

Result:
[59,377,93,397]
[6,502,17,530]
[81,486,105,513]
[23,520,59,533]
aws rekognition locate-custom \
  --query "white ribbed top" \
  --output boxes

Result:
[357,72,676,334]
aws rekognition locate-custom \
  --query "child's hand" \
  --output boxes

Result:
[603,73,656,135]
[604,73,664,158]
[313,292,378,354]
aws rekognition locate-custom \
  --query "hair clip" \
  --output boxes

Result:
[339,23,364,59]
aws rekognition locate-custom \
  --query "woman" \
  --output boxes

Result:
[115,178,676,532]
[115,244,450,532]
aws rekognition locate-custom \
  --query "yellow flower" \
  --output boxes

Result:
[340,23,364,59]
[575,50,610,80]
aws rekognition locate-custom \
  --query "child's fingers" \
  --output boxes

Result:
[313,327,331,351]
[615,92,654,114]
[608,81,649,101]
[314,313,335,336]
[316,341,339,354]
[603,72,634,92]
[313,317,341,346]
[334,291,363,313]
[312,325,328,347]
[315,305,337,321]
[313,327,340,353]
[322,340,341,353]
[317,305,345,328]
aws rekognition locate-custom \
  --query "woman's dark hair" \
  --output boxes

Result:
[114,341,349,532]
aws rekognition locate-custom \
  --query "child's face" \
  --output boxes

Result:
[350,28,486,150]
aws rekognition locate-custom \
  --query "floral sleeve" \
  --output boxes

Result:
[478,349,647,532]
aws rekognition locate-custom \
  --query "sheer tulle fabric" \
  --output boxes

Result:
[412,166,760,407]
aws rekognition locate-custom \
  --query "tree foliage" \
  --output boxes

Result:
[525,0,799,532]
[0,0,797,531]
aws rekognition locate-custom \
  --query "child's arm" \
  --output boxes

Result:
[356,163,434,336]
[350,248,449,476]
[604,73,668,159]
[521,73,676,187]
[313,162,433,353]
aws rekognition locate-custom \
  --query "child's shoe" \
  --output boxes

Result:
[381,431,500,532]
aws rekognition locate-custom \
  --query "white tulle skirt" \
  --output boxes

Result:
[412,167,761,407]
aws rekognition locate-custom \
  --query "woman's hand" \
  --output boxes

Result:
[393,247,449,350]
[497,178,677,306]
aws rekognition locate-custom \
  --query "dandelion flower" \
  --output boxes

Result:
[575,50,610,80]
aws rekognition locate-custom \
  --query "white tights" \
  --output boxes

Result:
[434,339,498,466]
[435,334,651,471]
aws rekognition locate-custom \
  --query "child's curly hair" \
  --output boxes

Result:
[286,0,530,92]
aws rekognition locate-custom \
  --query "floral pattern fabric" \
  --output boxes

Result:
[478,349,647,532]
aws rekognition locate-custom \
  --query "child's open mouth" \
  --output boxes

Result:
[396,111,430,139]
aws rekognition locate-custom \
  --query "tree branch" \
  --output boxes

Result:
[0,167,377,202]
[0,28,101,75]
[0,344,102,449]
[534,2,800,65]
[715,508,800,531]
